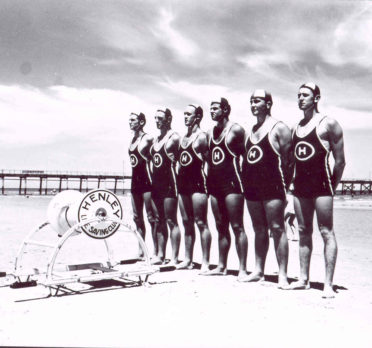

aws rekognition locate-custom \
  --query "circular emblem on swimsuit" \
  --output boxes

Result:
[295,141,315,161]
[247,145,263,164]
[153,153,163,168]
[130,154,138,167]
[78,189,123,239]
[180,150,192,166]
[211,146,225,165]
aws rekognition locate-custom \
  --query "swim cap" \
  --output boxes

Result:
[211,97,231,115]
[299,83,321,112]
[251,89,273,104]
[130,112,146,126]
[188,104,203,120]
[300,83,320,97]
[157,108,172,125]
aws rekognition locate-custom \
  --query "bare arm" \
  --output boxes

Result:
[165,132,181,165]
[193,132,208,159]
[139,134,154,161]
[273,122,294,190]
[226,123,246,157]
[327,118,346,191]
[194,132,209,175]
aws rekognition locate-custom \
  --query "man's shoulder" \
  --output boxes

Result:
[320,116,343,135]
[195,130,208,143]
[229,122,245,137]
[142,133,154,143]
[165,131,180,151]
[271,119,291,137]
[169,131,180,141]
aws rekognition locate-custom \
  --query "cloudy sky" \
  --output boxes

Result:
[0,0,371,178]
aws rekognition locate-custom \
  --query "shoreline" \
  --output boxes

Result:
[1,193,372,209]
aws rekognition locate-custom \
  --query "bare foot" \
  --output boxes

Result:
[166,259,179,267]
[238,272,264,283]
[237,270,251,282]
[287,280,310,290]
[151,256,165,265]
[199,263,210,273]
[176,261,193,270]
[322,285,336,299]
[199,267,227,276]
[277,276,290,289]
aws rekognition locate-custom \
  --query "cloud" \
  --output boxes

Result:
[0,84,157,146]
[0,1,370,176]
[159,78,372,132]
[152,7,199,61]
[329,5,372,68]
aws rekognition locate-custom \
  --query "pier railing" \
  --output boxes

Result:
[0,169,130,195]
[338,180,372,196]
[0,170,370,196]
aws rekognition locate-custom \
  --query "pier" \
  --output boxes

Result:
[0,170,130,195]
[339,180,372,196]
[0,170,370,196]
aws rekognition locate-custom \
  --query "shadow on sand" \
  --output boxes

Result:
[193,262,348,292]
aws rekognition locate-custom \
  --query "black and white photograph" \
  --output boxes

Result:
[0,1,371,347]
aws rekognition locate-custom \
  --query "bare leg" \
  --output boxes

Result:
[201,195,229,275]
[192,192,211,272]
[144,192,158,257]
[286,214,298,240]
[264,198,289,288]
[131,193,146,258]
[288,196,315,289]
[315,196,337,298]
[177,194,195,269]
[164,196,181,265]
[244,200,268,282]
[225,193,248,280]
[151,196,167,265]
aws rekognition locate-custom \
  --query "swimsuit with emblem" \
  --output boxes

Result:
[207,123,243,198]
[241,122,286,201]
[129,133,152,194]
[177,132,207,195]
[292,116,333,198]
[150,131,178,199]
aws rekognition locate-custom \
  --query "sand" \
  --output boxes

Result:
[0,195,371,348]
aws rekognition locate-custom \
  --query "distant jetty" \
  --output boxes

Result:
[0,170,130,195]
[0,170,370,196]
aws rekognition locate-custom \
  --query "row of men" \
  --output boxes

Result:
[128,83,345,298]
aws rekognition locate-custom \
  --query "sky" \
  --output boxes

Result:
[0,0,371,179]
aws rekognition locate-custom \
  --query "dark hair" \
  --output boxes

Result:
[157,108,172,127]
[131,112,146,127]
[189,104,203,120]
[211,97,231,117]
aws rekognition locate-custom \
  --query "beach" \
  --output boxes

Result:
[0,194,371,348]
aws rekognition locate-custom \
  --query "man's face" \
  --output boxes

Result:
[155,111,167,130]
[184,106,197,127]
[210,103,224,122]
[129,114,140,131]
[250,97,268,117]
[298,87,317,111]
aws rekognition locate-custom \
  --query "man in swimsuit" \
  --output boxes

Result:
[202,98,249,280]
[240,90,293,288]
[128,112,158,259]
[150,108,181,265]
[177,104,211,272]
[289,83,345,298]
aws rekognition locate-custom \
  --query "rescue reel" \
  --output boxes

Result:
[1,189,169,296]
